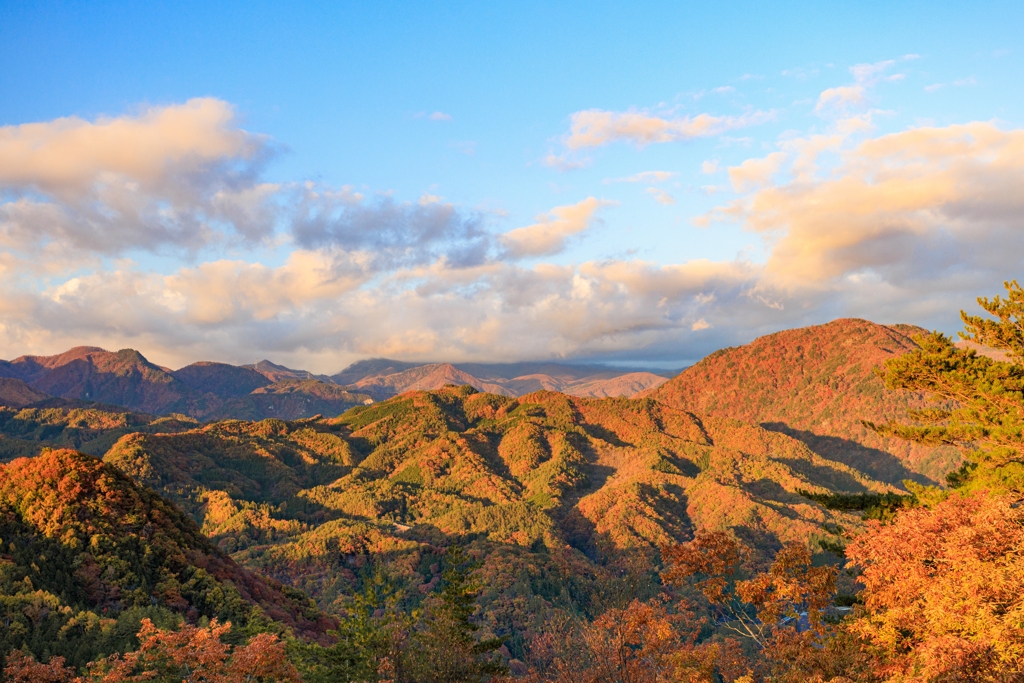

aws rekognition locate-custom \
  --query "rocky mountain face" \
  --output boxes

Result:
[0,378,49,408]
[1,347,197,415]
[645,318,962,485]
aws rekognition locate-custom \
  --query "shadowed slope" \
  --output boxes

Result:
[646,318,962,485]
[173,361,272,398]
[350,363,512,399]
[0,347,201,415]
[209,379,372,420]
[0,378,49,408]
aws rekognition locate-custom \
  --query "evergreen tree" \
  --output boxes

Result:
[405,546,507,683]
[290,566,408,683]
[868,279,1024,493]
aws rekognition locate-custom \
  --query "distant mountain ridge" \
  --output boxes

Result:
[0,348,370,421]
[341,359,670,400]
[0,348,670,418]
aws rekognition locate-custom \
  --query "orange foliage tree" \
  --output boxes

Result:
[4,619,299,683]
[661,531,837,650]
[845,491,1024,682]
[3,651,84,683]
[521,597,745,683]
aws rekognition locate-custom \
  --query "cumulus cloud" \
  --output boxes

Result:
[0,98,277,254]
[499,197,612,258]
[1,250,766,370]
[728,152,787,192]
[705,122,1024,293]
[814,85,867,113]
[562,108,774,149]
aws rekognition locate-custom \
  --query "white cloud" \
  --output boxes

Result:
[727,152,787,192]
[815,57,912,115]
[704,122,1024,292]
[815,85,867,113]
[429,111,453,121]
[542,153,591,171]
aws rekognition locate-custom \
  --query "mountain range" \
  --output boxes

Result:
[0,347,670,420]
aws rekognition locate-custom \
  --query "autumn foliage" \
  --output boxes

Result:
[847,491,1024,681]
[4,619,298,683]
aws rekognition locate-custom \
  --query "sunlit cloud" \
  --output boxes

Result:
[499,197,613,258]
[606,170,675,184]
[704,122,1024,290]
[541,152,591,171]
[562,108,774,149]
[0,98,277,254]
[815,56,913,114]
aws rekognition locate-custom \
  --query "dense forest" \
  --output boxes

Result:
[4,282,1024,682]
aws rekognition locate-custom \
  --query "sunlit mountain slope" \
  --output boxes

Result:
[645,318,962,485]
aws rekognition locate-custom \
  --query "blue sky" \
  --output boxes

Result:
[1,1,1022,371]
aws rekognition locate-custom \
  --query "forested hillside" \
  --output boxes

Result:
[647,319,962,485]
[0,449,332,672]
[4,387,883,654]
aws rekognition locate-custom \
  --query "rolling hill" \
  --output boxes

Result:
[645,318,962,485]
[95,386,890,642]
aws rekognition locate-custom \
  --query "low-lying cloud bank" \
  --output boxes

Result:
[1,95,1022,371]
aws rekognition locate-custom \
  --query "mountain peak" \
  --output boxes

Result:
[647,318,961,485]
